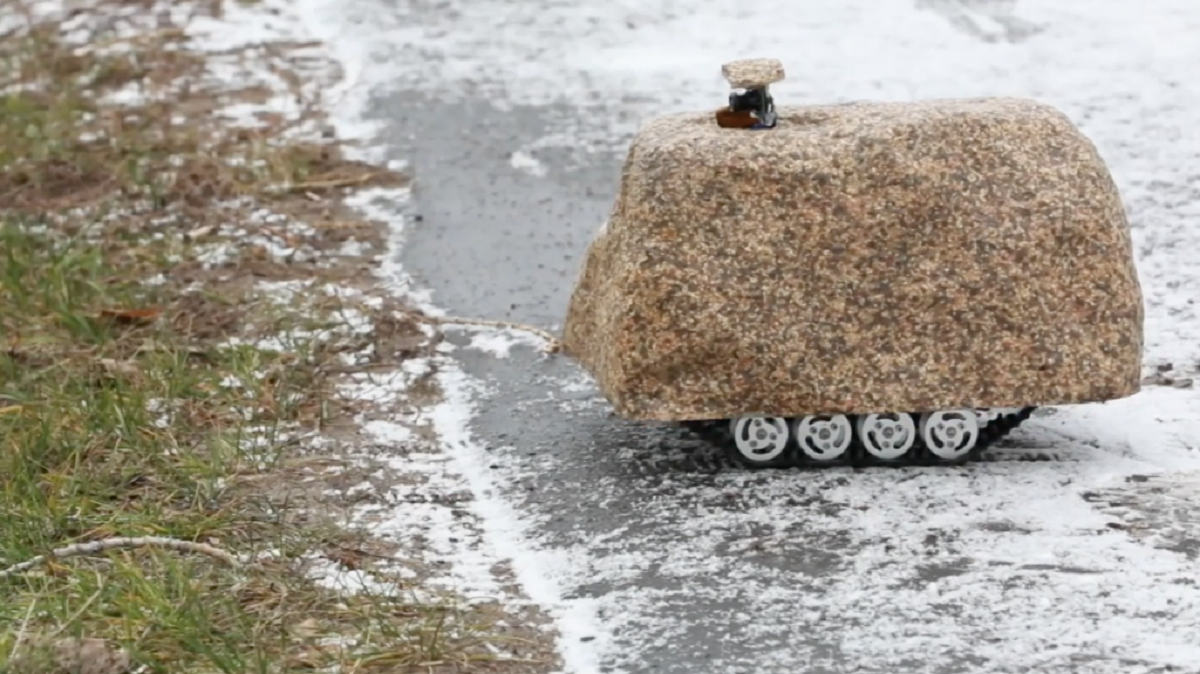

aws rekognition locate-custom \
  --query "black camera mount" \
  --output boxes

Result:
[728,86,777,129]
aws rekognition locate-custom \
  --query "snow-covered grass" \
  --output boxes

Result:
[0,1,560,672]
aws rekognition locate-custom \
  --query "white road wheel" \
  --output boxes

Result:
[729,416,790,464]
[794,414,853,462]
[855,413,916,460]
[919,409,981,460]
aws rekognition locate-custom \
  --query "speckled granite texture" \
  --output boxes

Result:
[563,97,1144,422]
[721,58,784,88]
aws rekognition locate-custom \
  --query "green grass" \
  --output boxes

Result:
[0,223,518,674]
[0,218,303,671]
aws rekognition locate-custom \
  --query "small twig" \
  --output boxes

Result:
[0,536,241,579]
[268,173,381,194]
[422,315,564,354]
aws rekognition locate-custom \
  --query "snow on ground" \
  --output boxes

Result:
[270,0,1200,672]
[117,0,552,630]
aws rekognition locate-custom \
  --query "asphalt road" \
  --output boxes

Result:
[369,4,1200,673]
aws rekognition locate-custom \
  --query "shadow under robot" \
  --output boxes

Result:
[561,58,1145,469]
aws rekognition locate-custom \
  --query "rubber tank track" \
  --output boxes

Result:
[681,407,1037,469]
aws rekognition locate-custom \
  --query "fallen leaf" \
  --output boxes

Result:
[185,224,215,240]
[324,547,364,571]
[291,617,323,639]
[98,308,162,324]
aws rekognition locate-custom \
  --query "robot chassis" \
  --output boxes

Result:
[683,407,1037,468]
[699,67,1036,468]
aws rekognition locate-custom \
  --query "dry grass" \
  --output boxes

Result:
[0,1,557,672]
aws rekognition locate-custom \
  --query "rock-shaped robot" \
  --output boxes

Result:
[562,58,1145,468]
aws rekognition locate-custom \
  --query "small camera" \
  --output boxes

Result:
[729,88,767,113]
[727,87,777,129]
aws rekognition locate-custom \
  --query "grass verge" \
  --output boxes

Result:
[0,1,557,672]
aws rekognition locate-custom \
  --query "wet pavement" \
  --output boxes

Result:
[365,2,1200,672]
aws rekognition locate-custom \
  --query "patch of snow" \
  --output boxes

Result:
[305,554,403,596]
[429,362,610,671]
[194,241,238,267]
[509,150,548,177]
[361,419,413,444]
[336,359,514,605]
[464,332,519,358]
[337,238,371,257]
[97,82,146,107]
[0,1,67,35]
[341,186,438,310]
[144,397,172,430]
[254,279,313,303]
[190,209,322,269]
[281,0,394,164]
[455,327,547,359]
[285,2,604,668]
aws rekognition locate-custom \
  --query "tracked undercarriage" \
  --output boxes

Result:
[683,407,1036,468]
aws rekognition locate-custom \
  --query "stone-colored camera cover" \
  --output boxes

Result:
[562,83,1144,422]
[721,57,785,89]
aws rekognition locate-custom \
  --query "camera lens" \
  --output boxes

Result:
[730,89,764,112]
